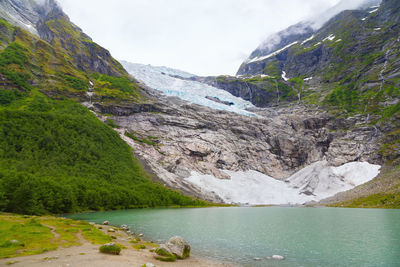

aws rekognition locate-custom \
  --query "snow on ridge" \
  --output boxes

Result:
[369,8,378,13]
[281,71,289,81]
[322,34,335,42]
[303,77,313,81]
[185,161,381,205]
[248,41,299,63]
[301,35,315,45]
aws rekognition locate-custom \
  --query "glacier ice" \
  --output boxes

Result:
[185,161,381,205]
[121,61,255,116]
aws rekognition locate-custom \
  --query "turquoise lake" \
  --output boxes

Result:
[67,207,400,266]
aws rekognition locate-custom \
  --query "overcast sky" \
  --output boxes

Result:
[60,0,341,76]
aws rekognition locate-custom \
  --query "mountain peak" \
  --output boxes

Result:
[0,0,61,36]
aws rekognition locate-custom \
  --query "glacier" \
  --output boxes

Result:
[120,61,255,116]
[186,161,381,205]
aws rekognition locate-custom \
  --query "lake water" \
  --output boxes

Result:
[66,207,400,266]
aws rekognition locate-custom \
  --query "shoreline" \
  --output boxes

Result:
[0,216,235,267]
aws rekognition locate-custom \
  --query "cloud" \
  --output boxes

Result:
[59,0,343,76]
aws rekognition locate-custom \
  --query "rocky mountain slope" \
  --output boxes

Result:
[96,80,383,204]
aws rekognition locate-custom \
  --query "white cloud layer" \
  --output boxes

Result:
[59,0,341,76]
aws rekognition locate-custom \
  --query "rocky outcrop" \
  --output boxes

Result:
[187,75,291,107]
[92,88,384,202]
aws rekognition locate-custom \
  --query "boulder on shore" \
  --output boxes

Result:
[154,236,191,261]
[102,221,109,225]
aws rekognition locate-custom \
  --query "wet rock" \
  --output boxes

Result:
[266,255,285,260]
[102,221,109,225]
[120,224,129,231]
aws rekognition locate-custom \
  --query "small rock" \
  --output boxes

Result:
[108,228,115,232]
[145,263,155,267]
[89,222,95,226]
[267,255,285,260]
[9,240,19,244]
[138,233,144,237]
[120,224,129,231]
[102,221,109,225]
[253,257,262,261]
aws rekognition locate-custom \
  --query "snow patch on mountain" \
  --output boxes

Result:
[323,34,335,42]
[301,35,315,45]
[248,41,298,63]
[121,61,255,116]
[185,161,380,205]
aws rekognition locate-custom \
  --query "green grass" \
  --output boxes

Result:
[124,131,159,146]
[132,244,146,250]
[332,193,400,209]
[155,247,177,262]
[0,213,112,258]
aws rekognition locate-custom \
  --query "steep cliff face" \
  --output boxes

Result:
[0,0,145,102]
[184,75,296,108]
[0,0,127,77]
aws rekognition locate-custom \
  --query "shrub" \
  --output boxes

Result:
[99,243,121,255]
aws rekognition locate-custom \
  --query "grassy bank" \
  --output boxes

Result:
[0,213,111,259]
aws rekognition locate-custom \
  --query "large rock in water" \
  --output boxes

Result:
[161,236,191,259]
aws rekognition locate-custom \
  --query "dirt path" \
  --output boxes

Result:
[41,223,61,240]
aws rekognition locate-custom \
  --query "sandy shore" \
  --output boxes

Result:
[0,224,235,267]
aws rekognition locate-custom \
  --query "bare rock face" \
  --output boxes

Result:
[97,92,382,202]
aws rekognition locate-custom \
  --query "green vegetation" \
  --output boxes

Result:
[132,244,146,250]
[105,118,120,129]
[0,213,110,258]
[323,85,360,112]
[333,193,400,209]
[99,243,121,255]
[124,131,159,146]
[155,247,177,262]
[91,73,142,101]
[263,61,281,77]
[0,90,206,215]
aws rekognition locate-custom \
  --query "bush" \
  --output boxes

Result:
[99,243,121,255]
